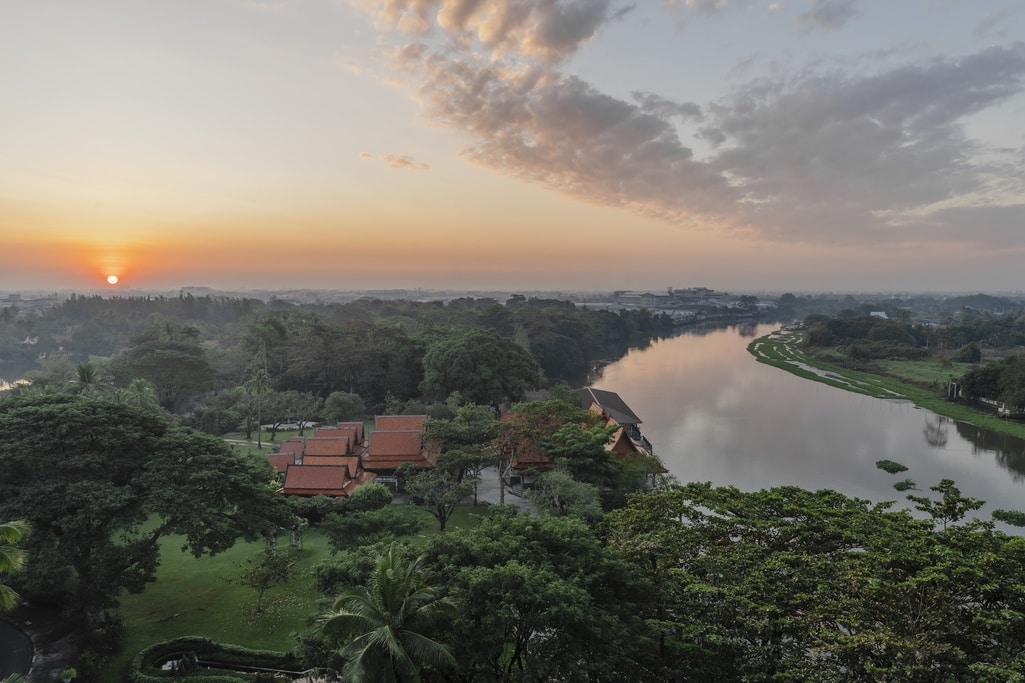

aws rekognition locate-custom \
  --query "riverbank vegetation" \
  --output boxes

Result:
[749,315,1025,442]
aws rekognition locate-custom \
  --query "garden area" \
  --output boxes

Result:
[104,504,488,682]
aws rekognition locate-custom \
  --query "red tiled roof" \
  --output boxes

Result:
[363,430,429,471]
[374,415,426,432]
[304,436,351,456]
[301,455,361,478]
[336,422,366,442]
[282,464,349,496]
[267,452,296,474]
[367,430,422,456]
[316,426,362,445]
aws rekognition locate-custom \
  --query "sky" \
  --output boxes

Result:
[2,0,1025,295]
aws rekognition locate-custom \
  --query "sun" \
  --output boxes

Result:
[106,275,119,285]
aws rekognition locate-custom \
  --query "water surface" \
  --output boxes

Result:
[591,323,1025,522]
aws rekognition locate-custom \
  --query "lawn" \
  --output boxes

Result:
[103,501,493,682]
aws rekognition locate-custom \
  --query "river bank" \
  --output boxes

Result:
[748,329,1025,442]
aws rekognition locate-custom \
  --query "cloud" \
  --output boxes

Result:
[359,151,430,170]
[365,0,1025,251]
[799,0,858,32]
[360,0,627,62]
[383,154,431,170]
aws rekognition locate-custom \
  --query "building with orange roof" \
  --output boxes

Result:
[362,429,432,473]
[374,414,426,432]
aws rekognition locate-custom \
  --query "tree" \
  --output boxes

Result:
[317,546,457,682]
[324,391,366,423]
[238,550,295,615]
[116,377,161,411]
[421,328,541,406]
[426,404,499,505]
[527,469,603,523]
[0,394,294,625]
[0,520,27,611]
[420,510,660,682]
[245,368,273,448]
[66,361,108,396]
[602,481,1025,682]
[402,469,473,532]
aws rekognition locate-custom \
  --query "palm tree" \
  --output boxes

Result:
[245,369,272,449]
[317,546,457,683]
[67,361,106,396]
[0,520,28,612]
[120,378,160,410]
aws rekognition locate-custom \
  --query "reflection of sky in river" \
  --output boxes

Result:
[591,324,1025,529]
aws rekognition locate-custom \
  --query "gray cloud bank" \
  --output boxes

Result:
[360,0,1025,251]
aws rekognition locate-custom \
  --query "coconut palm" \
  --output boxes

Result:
[317,546,457,683]
[66,361,107,396]
[245,369,272,448]
[0,520,28,611]
[119,378,161,410]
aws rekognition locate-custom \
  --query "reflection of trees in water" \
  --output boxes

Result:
[736,323,759,338]
[923,415,949,448]
[954,420,1025,482]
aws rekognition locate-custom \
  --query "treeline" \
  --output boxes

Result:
[3,295,674,429]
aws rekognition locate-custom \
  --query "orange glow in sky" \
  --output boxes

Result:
[2,2,1024,294]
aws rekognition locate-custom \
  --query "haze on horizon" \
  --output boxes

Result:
[2,1,1024,295]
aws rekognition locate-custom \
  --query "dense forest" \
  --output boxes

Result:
[1,293,675,430]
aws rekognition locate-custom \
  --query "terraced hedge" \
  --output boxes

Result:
[128,636,301,682]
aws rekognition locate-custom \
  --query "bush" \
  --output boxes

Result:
[128,636,297,683]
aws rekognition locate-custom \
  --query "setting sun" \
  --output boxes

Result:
[107,275,119,285]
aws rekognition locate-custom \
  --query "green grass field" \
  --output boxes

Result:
[749,331,1025,441]
[103,501,492,682]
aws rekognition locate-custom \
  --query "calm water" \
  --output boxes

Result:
[591,323,1025,523]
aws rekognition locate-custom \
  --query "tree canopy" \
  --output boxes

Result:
[421,328,541,406]
[0,394,294,623]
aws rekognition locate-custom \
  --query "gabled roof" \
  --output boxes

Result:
[316,426,363,445]
[275,436,304,454]
[367,430,423,456]
[363,430,430,471]
[281,464,349,496]
[374,415,426,432]
[303,436,351,456]
[301,455,361,478]
[573,387,642,426]
[335,421,366,443]
[267,452,296,474]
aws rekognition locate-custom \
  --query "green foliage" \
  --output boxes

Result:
[0,394,294,623]
[527,469,604,523]
[875,459,909,474]
[0,520,28,611]
[340,482,393,514]
[421,328,541,406]
[403,469,474,532]
[323,391,366,422]
[992,509,1025,527]
[237,550,295,615]
[603,482,1025,681]
[322,506,425,552]
[317,546,457,682]
[419,510,660,681]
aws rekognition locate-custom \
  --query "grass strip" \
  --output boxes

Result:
[749,332,1025,441]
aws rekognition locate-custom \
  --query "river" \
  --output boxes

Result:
[590,323,1025,525]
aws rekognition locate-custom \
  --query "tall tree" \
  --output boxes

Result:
[421,328,540,406]
[0,520,27,611]
[318,546,457,683]
[0,394,294,625]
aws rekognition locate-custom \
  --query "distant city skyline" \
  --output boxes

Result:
[2,1,1024,293]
